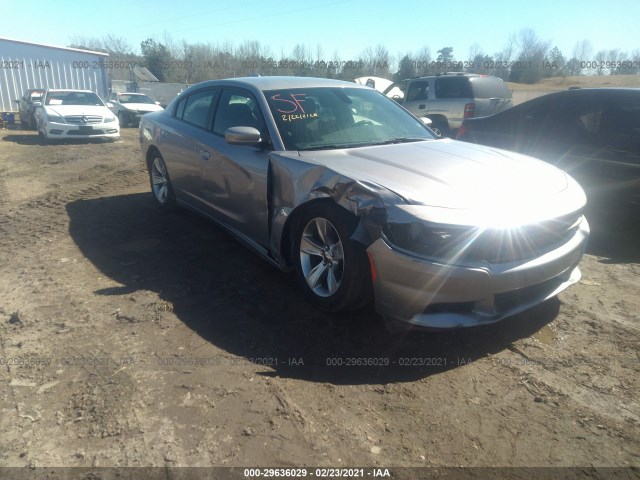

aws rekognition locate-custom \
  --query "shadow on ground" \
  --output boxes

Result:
[585,203,640,264]
[2,133,41,145]
[2,132,116,146]
[67,192,563,385]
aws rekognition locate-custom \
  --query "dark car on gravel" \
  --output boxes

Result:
[457,88,640,211]
[14,88,45,129]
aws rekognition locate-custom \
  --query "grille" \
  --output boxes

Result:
[66,129,108,135]
[465,210,583,264]
[64,115,103,124]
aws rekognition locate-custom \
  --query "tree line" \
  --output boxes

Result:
[69,30,640,86]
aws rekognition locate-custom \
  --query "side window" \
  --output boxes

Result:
[434,77,472,99]
[180,89,217,129]
[213,89,265,136]
[406,81,428,101]
[578,111,601,134]
[174,97,187,119]
[600,103,640,137]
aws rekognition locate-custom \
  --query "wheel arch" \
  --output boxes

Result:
[424,114,448,127]
[279,198,356,267]
[267,153,405,268]
[145,145,163,172]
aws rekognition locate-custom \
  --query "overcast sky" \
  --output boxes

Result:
[3,0,639,63]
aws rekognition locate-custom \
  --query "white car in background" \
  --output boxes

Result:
[34,89,120,144]
[106,92,164,127]
[354,76,394,93]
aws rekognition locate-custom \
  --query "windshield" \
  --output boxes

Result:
[29,90,45,100]
[119,94,155,104]
[45,91,105,106]
[265,87,435,150]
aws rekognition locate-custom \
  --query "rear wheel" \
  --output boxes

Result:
[430,119,449,137]
[118,112,128,128]
[293,203,371,312]
[149,155,176,210]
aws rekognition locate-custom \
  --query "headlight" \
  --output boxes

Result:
[103,116,116,123]
[382,222,477,260]
[46,113,64,123]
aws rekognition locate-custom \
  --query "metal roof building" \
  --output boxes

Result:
[0,37,110,112]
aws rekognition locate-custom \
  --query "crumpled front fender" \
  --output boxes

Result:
[267,153,406,265]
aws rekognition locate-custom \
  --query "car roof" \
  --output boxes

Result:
[45,89,95,93]
[187,76,366,91]
[521,87,640,104]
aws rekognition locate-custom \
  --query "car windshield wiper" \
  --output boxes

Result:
[298,144,355,151]
[370,137,428,145]
[297,138,429,151]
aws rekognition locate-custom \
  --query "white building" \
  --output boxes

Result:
[0,37,110,112]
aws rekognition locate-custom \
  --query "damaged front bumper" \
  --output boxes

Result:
[367,216,589,330]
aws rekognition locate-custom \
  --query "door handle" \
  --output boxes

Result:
[201,149,210,161]
[419,104,426,109]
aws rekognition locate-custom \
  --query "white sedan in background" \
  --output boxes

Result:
[106,92,164,128]
[34,89,120,144]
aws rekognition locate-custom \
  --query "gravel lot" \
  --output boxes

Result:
[0,127,638,476]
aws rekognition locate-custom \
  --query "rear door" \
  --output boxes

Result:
[156,87,219,208]
[432,76,472,129]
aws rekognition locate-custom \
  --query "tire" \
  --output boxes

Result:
[430,119,449,138]
[293,203,371,312]
[38,129,48,145]
[118,112,128,128]
[148,154,176,210]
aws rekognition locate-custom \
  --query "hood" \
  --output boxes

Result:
[122,103,163,113]
[45,105,113,117]
[296,138,586,226]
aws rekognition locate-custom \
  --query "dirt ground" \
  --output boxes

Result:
[0,127,638,476]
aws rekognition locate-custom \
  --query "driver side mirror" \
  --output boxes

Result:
[225,126,262,145]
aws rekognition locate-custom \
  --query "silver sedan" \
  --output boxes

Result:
[139,76,589,330]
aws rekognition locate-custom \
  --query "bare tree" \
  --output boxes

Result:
[510,28,550,83]
[594,50,608,75]
[568,39,594,75]
[414,46,432,76]
[373,44,391,76]
[468,42,484,73]
[491,33,516,79]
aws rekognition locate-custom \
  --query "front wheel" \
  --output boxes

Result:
[293,203,371,312]
[149,155,176,210]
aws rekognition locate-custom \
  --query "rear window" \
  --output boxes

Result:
[469,77,512,99]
